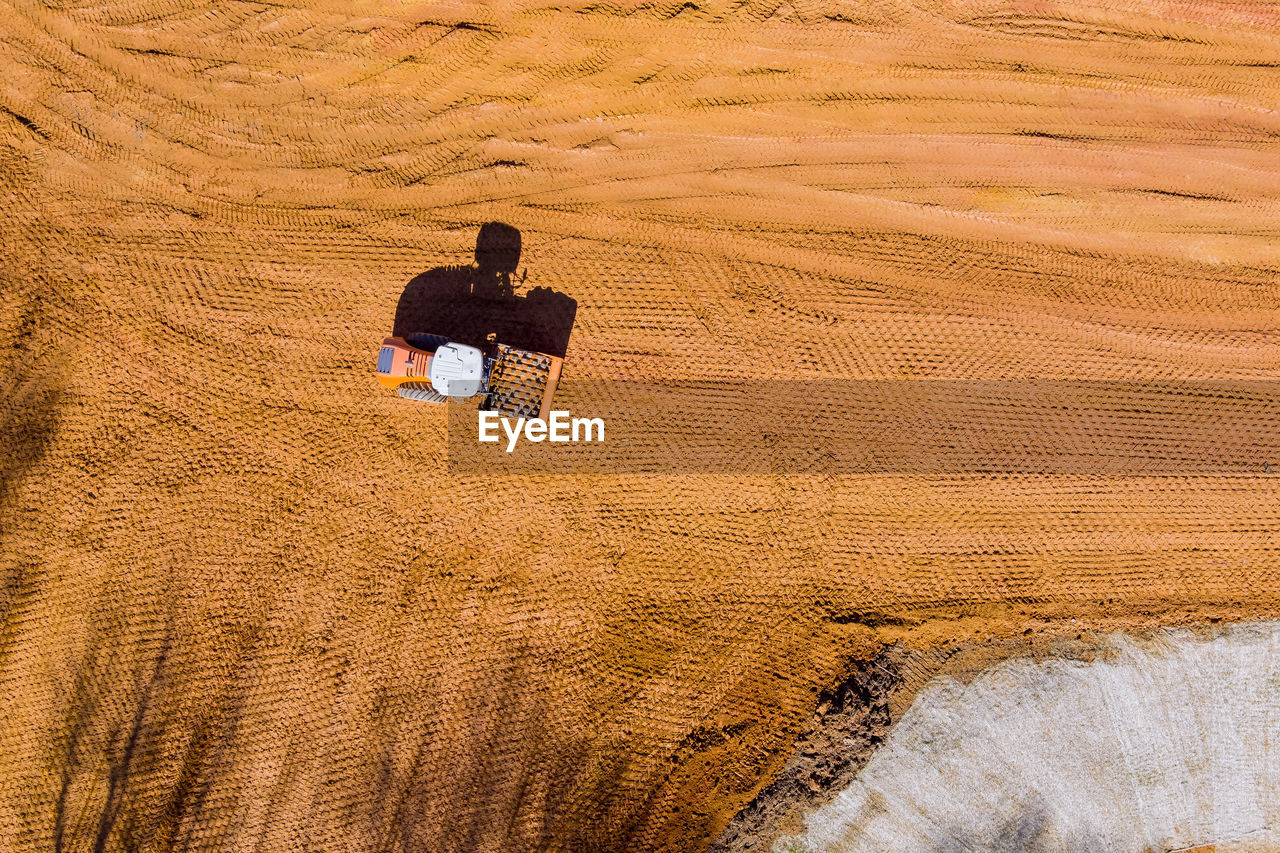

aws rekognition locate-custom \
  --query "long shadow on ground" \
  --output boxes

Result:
[393,222,577,359]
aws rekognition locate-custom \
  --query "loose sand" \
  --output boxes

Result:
[2,0,1279,850]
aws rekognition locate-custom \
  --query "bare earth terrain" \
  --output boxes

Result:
[2,0,1279,850]
[751,624,1280,852]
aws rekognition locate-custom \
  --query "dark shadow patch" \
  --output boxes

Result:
[45,596,267,853]
[0,291,65,519]
[1,106,47,140]
[392,222,577,359]
[829,610,919,628]
[53,620,175,853]
[925,797,1107,853]
[0,296,55,626]
[1136,187,1232,202]
[166,622,265,851]
[1011,129,1093,142]
[362,637,592,853]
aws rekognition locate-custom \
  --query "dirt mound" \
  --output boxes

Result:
[2,0,1279,850]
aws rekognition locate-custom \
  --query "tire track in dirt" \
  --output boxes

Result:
[3,0,1280,851]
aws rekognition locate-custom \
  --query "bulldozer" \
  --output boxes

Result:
[375,333,563,420]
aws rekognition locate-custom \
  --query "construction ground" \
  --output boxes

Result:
[2,0,1279,850]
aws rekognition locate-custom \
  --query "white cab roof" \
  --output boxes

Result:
[427,342,485,397]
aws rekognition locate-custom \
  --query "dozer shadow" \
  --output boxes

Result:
[392,222,577,359]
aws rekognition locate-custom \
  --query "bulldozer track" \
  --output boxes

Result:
[2,0,1280,850]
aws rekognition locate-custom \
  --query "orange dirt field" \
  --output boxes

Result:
[2,0,1280,850]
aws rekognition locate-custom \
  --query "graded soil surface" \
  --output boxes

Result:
[2,0,1279,851]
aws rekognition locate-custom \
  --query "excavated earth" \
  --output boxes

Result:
[2,0,1280,851]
